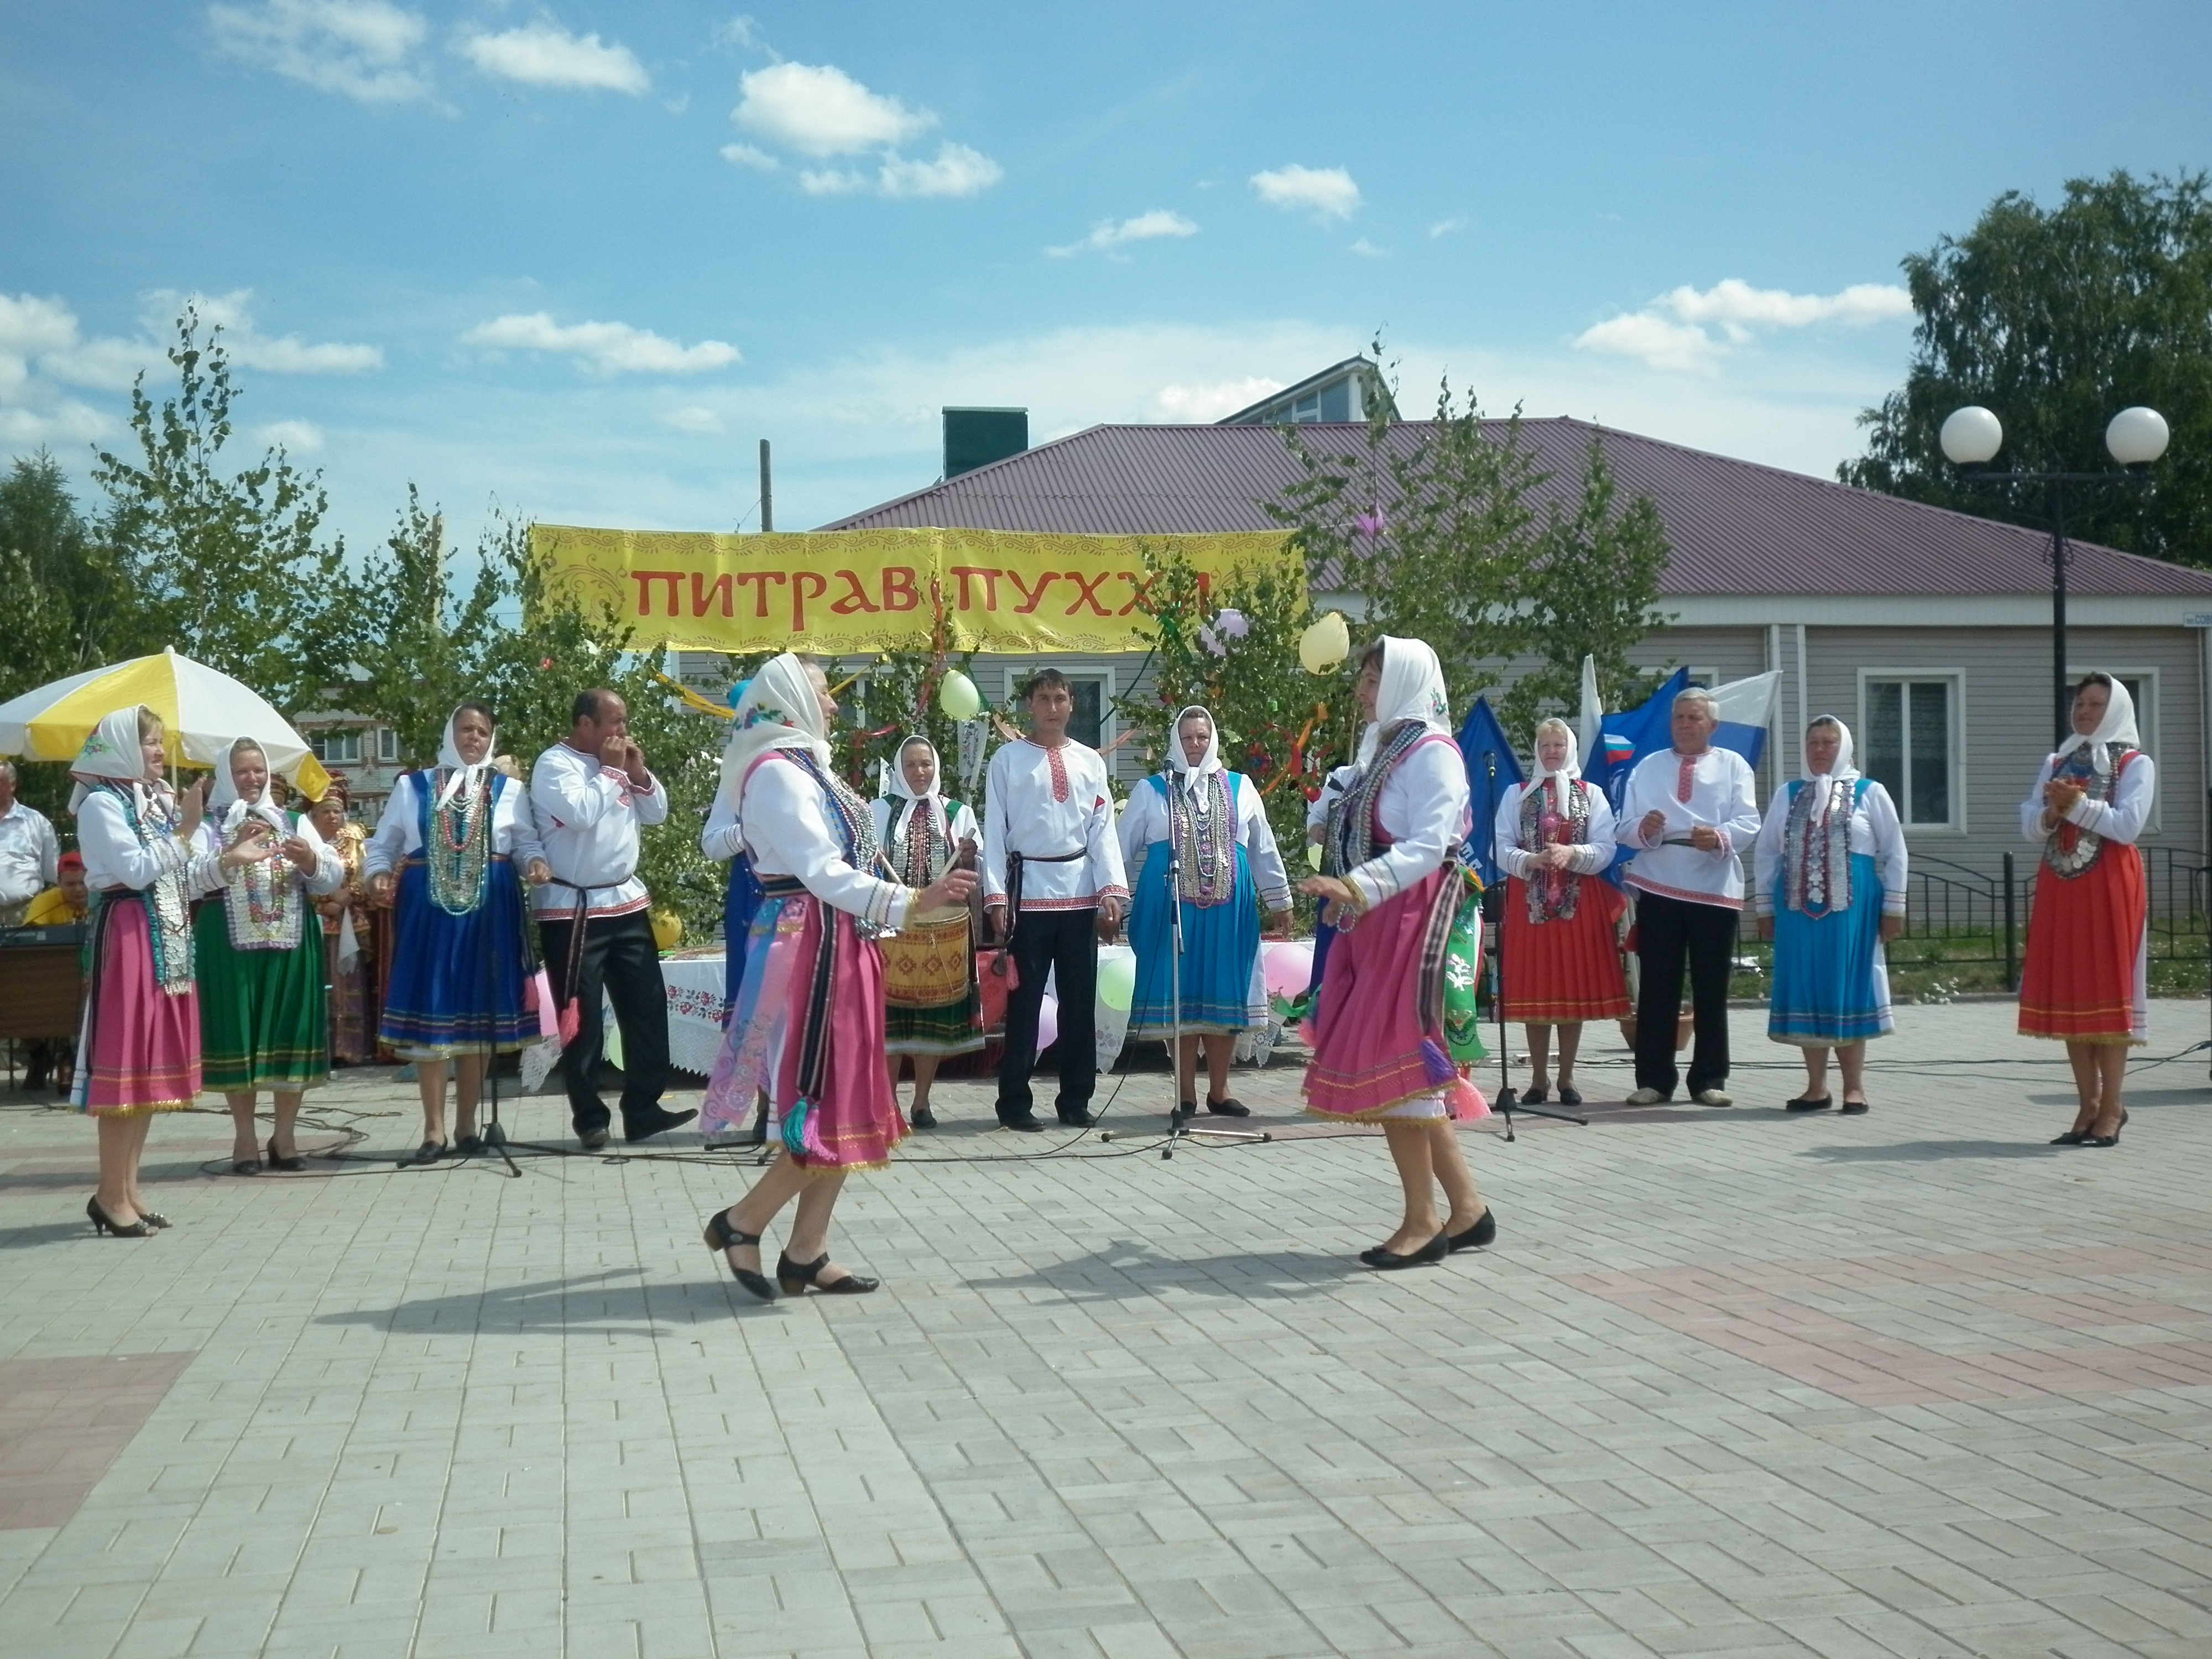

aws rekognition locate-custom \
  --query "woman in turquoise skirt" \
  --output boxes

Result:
[194,737,345,1172]
[1117,706,1292,1118]
[1751,716,1908,1114]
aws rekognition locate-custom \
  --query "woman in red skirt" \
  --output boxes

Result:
[2018,672,2152,1148]
[1493,717,1629,1104]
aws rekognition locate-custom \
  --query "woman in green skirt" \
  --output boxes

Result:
[194,737,345,1172]
[869,737,983,1128]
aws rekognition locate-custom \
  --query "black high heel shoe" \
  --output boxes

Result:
[86,1196,153,1238]
[2080,1107,2130,1149]
[137,1207,170,1229]
[776,1250,879,1295]
[265,1138,306,1173]
[1446,1207,1497,1253]
[1361,1234,1448,1271]
[704,1209,777,1300]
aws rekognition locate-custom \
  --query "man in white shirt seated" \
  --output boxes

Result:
[981,670,1129,1130]
[0,761,60,928]
[1615,688,1762,1107]
[531,689,696,1149]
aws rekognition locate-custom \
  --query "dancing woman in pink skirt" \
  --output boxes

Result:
[1299,637,1495,1270]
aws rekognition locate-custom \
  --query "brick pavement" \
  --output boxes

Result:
[1,999,2209,1658]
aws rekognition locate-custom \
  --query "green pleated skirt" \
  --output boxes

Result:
[195,905,330,1092]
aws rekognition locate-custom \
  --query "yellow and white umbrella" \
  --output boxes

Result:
[0,647,332,799]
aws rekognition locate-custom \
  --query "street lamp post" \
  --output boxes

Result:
[1940,404,2171,744]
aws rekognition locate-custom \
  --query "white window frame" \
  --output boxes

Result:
[374,727,400,764]
[312,729,363,766]
[2069,665,2162,833]
[1856,669,1967,835]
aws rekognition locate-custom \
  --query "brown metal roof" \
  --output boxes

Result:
[821,417,2212,598]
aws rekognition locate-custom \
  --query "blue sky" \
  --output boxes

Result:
[3,1,2209,556]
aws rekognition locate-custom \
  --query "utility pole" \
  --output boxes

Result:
[758,438,774,533]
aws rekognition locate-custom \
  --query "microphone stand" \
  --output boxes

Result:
[1482,750,1588,1142]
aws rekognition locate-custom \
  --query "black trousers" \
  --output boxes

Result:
[997,907,1098,1121]
[539,910,670,1134]
[1632,890,1738,1097]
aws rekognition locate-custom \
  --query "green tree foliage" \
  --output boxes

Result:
[92,307,350,714]
[832,647,984,802]
[1110,544,1336,859]
[1843,170,2212,565]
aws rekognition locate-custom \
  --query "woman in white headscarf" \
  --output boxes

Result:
[1752,716,1907,1113]
[1118,705,1291,1117]
[701,654,977,1300]
[870,734,983,1128]
[1297,638,1494,1270]
[1493,716,1629,1107]
[2017,672,2154,1146]
[72,706,271,1235]
[192,736,346,1174]
[366,702,551,1163]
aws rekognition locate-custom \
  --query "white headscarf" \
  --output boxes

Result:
[1167,705,1224,817]
[1800,716,1861,783]
[69,706,162,816]
[1355,636,1452,764]
[207,737,286,836]
[718,653,832,809]
[2063,673,2140,771]
[881,733,949,844]
[436,706,497,808]
[1532,719,1582,784]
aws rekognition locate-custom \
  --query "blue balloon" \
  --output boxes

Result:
[727,678,751,708]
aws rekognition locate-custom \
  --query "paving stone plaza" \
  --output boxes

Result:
[3,999,2210,1659]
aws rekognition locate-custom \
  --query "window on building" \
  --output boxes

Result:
[375,727,399,763]
[311,729,362,765]
[1005,670,1108,750]
[1864,677,1956,827]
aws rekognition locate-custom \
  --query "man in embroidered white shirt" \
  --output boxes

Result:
[981,670,1129,1130]
[1616,688,1761,1107]
[531,689,695,1149]
[0,761,60,928]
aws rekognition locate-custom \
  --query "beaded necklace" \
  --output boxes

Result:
[98,781,196,991]
[2043,748,2132,880]
[223,811,304,951]
[1782,778,1858,915]
[1323,720,1431,881]
[1165,769,1237,906]
[888,795,952,886]
[425,768,494,915]
[1517,776,1590,924]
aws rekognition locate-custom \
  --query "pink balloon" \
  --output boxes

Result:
[1035,993,1058,1054]
[1261,940,1313,1001]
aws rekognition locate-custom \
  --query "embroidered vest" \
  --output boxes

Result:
[2043,748,2138,880]
[1781,777,1864,916]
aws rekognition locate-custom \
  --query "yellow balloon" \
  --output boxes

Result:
[650,910,683,952]
[1298,611,1350,674]
[939,670,983,721]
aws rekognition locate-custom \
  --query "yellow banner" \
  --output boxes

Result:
[529,524,1297,655]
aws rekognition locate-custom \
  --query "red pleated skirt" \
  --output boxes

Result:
[1500,877,1630,1022]
[2018,843,2146,1044]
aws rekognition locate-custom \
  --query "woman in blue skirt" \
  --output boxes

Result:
[1118,706,1292,1118]
[1752,716,1907,1114]
[366,703,550,1161]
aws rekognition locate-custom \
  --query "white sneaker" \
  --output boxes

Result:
[1626,1087,1669,1105]
[1692,1088,1734,1108]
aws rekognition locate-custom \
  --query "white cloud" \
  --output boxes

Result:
[720,142,779,171]
[878,143,1001,199]
[711,15,761,50]
[258,419,325,452]
[462,313,740,375]
[1152,376,1279,422]
[0,294,80,359]
[659,406,724,434]
[144,289,384,375]
[207,0,434,105]
[799,167,869,197]
[1574,278,1915,371]
[1250,164,1361,221]
[1429,217,1466,239]
[733,61,931,156]
[1348,238,1387,259]
[1047,209,1198,258]
[456,23,648,94]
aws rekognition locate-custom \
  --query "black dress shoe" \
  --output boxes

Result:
[455,1134,486,1156]
[1786,1095,1834,1112]
[1203,1096,1251,1117]
[704,1209,776,1301]
[1839,1099,1869,1116]
[624,1108,699,1144]
[1173,1100,1197,1119]
[909,1104,937,1129]
[1446,1207,1497,1253]
[1521,1084,1548,1105]
[1058,1108,1097,1128]
[265,1138,306,1172]
[578,1128,611,1150]
[999,1115,1044,1133]
[400,1140,448,1166]
[1364,1234,1448,1271]
[776,1250,879,1295]
[1556,1086,1583,1107]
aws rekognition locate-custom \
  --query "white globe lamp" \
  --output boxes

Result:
[1939,406,2004,466]
[2105,406,2170,468]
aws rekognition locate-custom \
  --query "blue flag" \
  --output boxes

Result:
[1583,666,1690,814]
[1455,694,1522,885]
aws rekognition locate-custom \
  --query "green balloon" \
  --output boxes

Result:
[1097,951,1137,1012]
